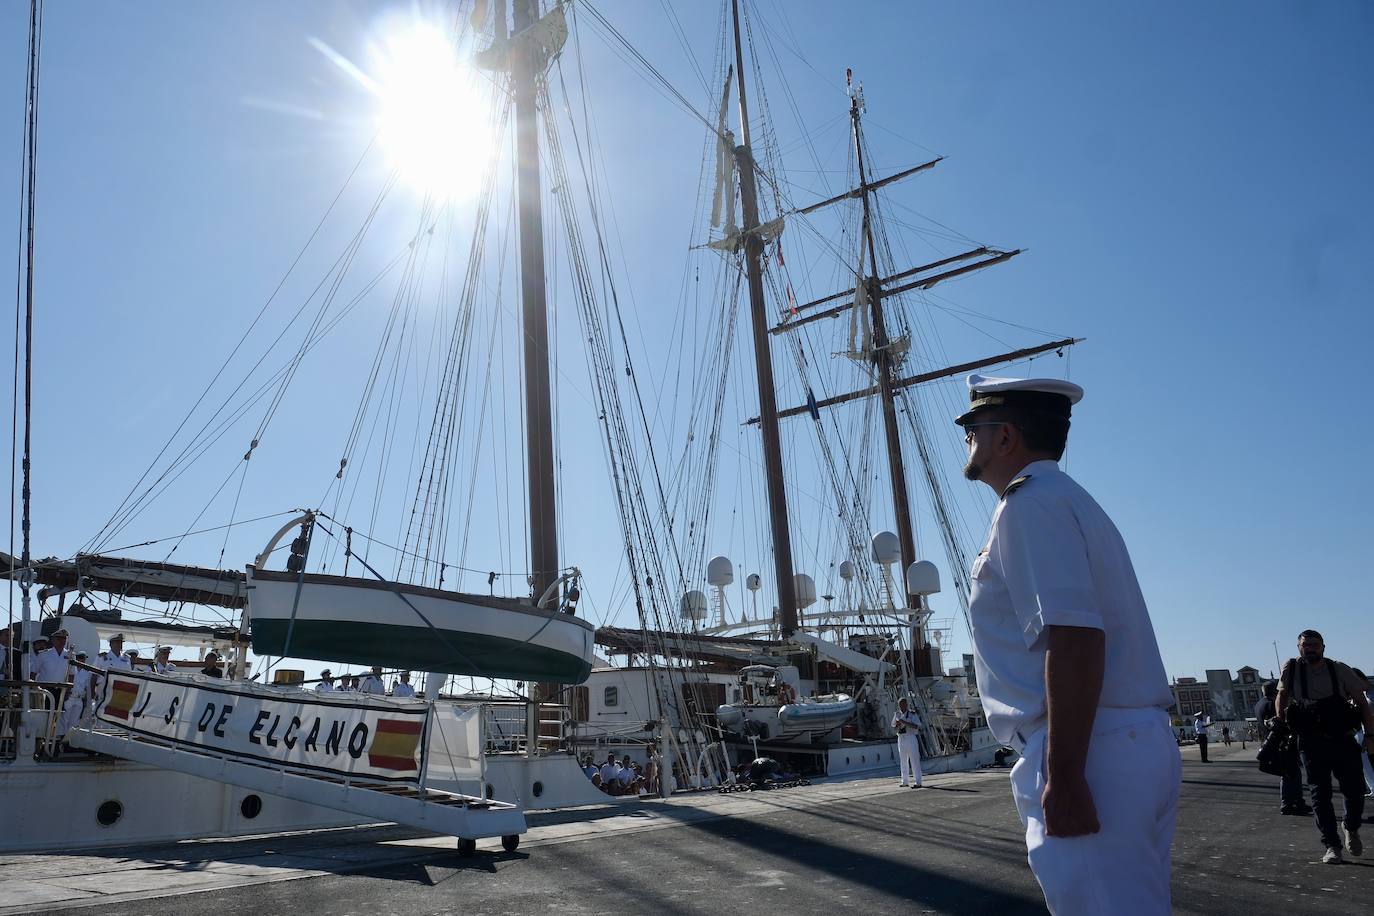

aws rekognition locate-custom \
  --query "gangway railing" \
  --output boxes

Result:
[1,679,67,761]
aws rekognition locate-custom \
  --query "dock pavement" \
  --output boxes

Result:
[3,739,1373,915]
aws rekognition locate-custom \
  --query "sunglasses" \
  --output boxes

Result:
[963,422,1006,444]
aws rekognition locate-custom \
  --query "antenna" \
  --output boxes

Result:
[871,531,901,610]
[680,590,708,631]
[746,573,761,620]
[707,555,734,627]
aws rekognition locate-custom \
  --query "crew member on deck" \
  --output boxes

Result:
[31,628,71,684]
[199,651,223,678]
[892,697,924,788]
[99,634,132,672]
[359,665,386,695]
[315,669,336,692]
[152,646,177,675]
[57,651,94,739]
[391,671,416,698]
[957,374,1178,916]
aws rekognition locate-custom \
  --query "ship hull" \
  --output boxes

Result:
[246,568,595,684]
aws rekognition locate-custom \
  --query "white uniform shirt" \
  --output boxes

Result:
[315,681,335,693]
[100,651,133,672]
[359,675,386,695]
[391,682,416,698]
[892,710,922,736]
[599,761,622,784]
[32,647,71,683]
[1193,717,1210,739]
[153,661,177,675]
[968,460,1172,746]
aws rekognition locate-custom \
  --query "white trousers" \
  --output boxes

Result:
[897,734,922,785]
[1009,708,1180,916]
[56,696,84,737]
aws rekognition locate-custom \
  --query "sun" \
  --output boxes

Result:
[370,21,494,200]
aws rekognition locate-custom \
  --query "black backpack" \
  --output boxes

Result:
[1282,657,1362,739]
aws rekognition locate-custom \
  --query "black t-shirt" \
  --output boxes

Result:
[200,665,223,678]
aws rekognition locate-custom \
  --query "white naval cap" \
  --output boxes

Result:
[955,374,1084,426]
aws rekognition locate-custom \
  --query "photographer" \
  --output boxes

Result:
[1274,629,1374,864]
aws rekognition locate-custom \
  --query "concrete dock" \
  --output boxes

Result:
[3,740,1372,914]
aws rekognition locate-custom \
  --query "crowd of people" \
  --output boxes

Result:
[581,747,659,796]
[1262,630,1374,864]
[312,666,417,697]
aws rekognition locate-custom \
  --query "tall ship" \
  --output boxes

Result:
[3,0,1078,852]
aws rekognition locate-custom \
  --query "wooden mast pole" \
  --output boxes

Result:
[511,0,558,607]
[17,0,41,678]
[731,0,798,638]
[850,89,929,668]
[510,0,560,717]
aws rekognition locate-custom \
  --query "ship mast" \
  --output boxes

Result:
[849,92,923,632]
[509,0,559,607]
[15,0,42,679]
[730,0,798,638]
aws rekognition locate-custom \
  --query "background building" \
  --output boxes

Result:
[1170,666,1271,721]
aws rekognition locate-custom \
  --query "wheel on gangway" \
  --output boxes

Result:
[457,837,477,857]
[501,834,520,852]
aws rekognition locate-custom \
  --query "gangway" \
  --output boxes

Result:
[65,665,527,855]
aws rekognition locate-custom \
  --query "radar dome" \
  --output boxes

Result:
[746,573,761,592]
[793,573,817,609]
[680,589,708,621]
[871,531,901,564]
[706,555,734,587]
[838,560,855,581]
[906,560,941,596]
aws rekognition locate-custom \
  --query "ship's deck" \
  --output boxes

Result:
[3,741,1372,915]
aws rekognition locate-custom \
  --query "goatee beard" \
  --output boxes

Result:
[963,460,983,481]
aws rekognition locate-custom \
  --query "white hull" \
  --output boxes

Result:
[246,567,595,683]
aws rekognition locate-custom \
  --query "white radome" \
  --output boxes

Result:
[838,560,855,581]
[680,589,708,621]
[906,560,941,596]
[871,531,901,565]
[706,555,734,587]
[793,573,817,609]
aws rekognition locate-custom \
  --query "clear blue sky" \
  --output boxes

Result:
[3,2,1372,684]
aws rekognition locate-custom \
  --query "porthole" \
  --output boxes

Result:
[485,783,495,800]
[845,756,851,765]
[96,800,123,827]
[240,794,263,819]
[532,780,544,798]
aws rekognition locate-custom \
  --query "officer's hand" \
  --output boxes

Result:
[1041,777,1100,838]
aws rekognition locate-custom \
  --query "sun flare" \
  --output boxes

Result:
[371,22,494,200]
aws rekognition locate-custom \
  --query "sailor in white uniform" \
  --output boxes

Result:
[31,629,72,684]
[152,646,177,675]
[57,651,94,737]
[99,634,132,672]
[958,374,1178,916]
[391,671,416,698]
[892,697,924,787]
[358,665,386,695]
[314,669,336,693]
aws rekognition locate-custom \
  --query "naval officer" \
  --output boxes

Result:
[99,634,132,671]
[892,697,924,787]
[391,671,416,698]
[958,374,1177,915]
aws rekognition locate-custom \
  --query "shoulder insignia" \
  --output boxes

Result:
[1002,475,1032,498]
